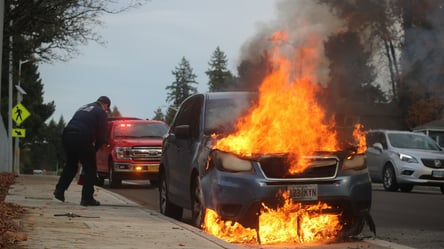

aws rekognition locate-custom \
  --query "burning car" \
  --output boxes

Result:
[159,92,373,244]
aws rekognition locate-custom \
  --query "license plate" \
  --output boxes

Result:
[147,165,159,172]
[288,184,318,201]
[432,171,444,178]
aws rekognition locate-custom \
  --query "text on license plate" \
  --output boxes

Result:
[147,165,159,172]
[288,184,318,201]
[432,170,444,178]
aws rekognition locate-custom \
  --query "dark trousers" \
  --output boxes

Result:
[55,132,97,201]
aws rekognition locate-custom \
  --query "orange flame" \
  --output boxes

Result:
[208,30,363,245]
[215,31,339,173]
[352,123,367,154]
[203,191,342,245]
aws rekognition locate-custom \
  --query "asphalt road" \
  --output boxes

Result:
[107,180,444,249]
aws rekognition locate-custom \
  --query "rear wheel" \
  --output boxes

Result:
[440,186,444,194]
[108,160,121,188]
[382,165,398,191]
[159,171,183,220]
[191,176,205,228]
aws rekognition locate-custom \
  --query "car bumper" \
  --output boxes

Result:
[111,162,159,180]
[201,169,371,228]
[396,163,444,186]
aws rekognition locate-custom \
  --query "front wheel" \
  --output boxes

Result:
[159,171,183,220]
[191,176,205,228]
[340,216,365,239]
[95,176,105,187]
[383,165,398,191]
[108,160,121,188]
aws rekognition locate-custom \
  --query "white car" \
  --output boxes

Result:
[366,129,444,193]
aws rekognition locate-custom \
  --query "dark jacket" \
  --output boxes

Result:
[64,102,108,150]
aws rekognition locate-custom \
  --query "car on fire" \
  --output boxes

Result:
[365,129,444,193]
[159,92,372,238]
[96,117,168,188]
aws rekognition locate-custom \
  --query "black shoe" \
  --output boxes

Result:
[53,189,65,202]
[80,199,101,206]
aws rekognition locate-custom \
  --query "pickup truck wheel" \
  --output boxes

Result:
[159,171,183,219]
[108,160,121,188]
[150,179,159,187]
[191,176,205,228]
[383,165,398,191]
[95,177,105,187]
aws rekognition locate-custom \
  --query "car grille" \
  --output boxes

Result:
[421,159,444,169]
[258,155,339,179]
[131,147,162,161]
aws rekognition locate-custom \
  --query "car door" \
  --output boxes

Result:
[365,131,387,182]
[96,122,113,173]
[163,95,203,207]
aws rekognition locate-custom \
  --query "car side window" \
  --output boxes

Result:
[106,123,112,143]
[367,132,387,149]
[375,132,388,149]
[172,95,203,140]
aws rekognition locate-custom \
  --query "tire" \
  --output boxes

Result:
[399,184,414,192]
[150,179,159,187]
[440,186,444,194]
[159,171,183,220]
[108,160,121,188]
[340,216,365,239]
[191,176,205,228]
[382,165,398,191]
[95,176,105,187]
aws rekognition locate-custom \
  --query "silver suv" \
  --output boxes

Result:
[366,129,444,193]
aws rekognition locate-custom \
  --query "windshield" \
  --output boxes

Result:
[204,95,256,135]
[114,123,168,138]
[388,133,441,150]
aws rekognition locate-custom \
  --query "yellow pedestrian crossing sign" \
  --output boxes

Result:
[12,103,31,125]
[12,128,26,138]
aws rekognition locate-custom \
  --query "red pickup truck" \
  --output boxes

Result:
[96,117,168,188]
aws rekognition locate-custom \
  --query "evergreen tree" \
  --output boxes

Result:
[109,106,121,117]
[152,107,165,121]
[206,46,235,91]
[165,57,198,123]
[324,31,379,102]
[20,62,56,136]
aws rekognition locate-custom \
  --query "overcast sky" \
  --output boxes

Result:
[39,0,279,121]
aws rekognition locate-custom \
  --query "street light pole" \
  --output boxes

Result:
[13,59,30,175]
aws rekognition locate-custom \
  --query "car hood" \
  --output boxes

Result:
[112,137,163,147]
[394,148,444,159]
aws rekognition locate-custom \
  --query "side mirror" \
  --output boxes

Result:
[372,142,384,151]
[174,125,191,139]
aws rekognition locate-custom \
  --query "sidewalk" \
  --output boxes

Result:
[6,174,242,249]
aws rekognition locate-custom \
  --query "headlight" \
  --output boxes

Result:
[399,153,418,163]
[342,154,366,170]
[115,147,132,160]
[212,150,253,172]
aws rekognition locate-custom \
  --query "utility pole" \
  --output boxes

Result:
[8,20,13,172]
